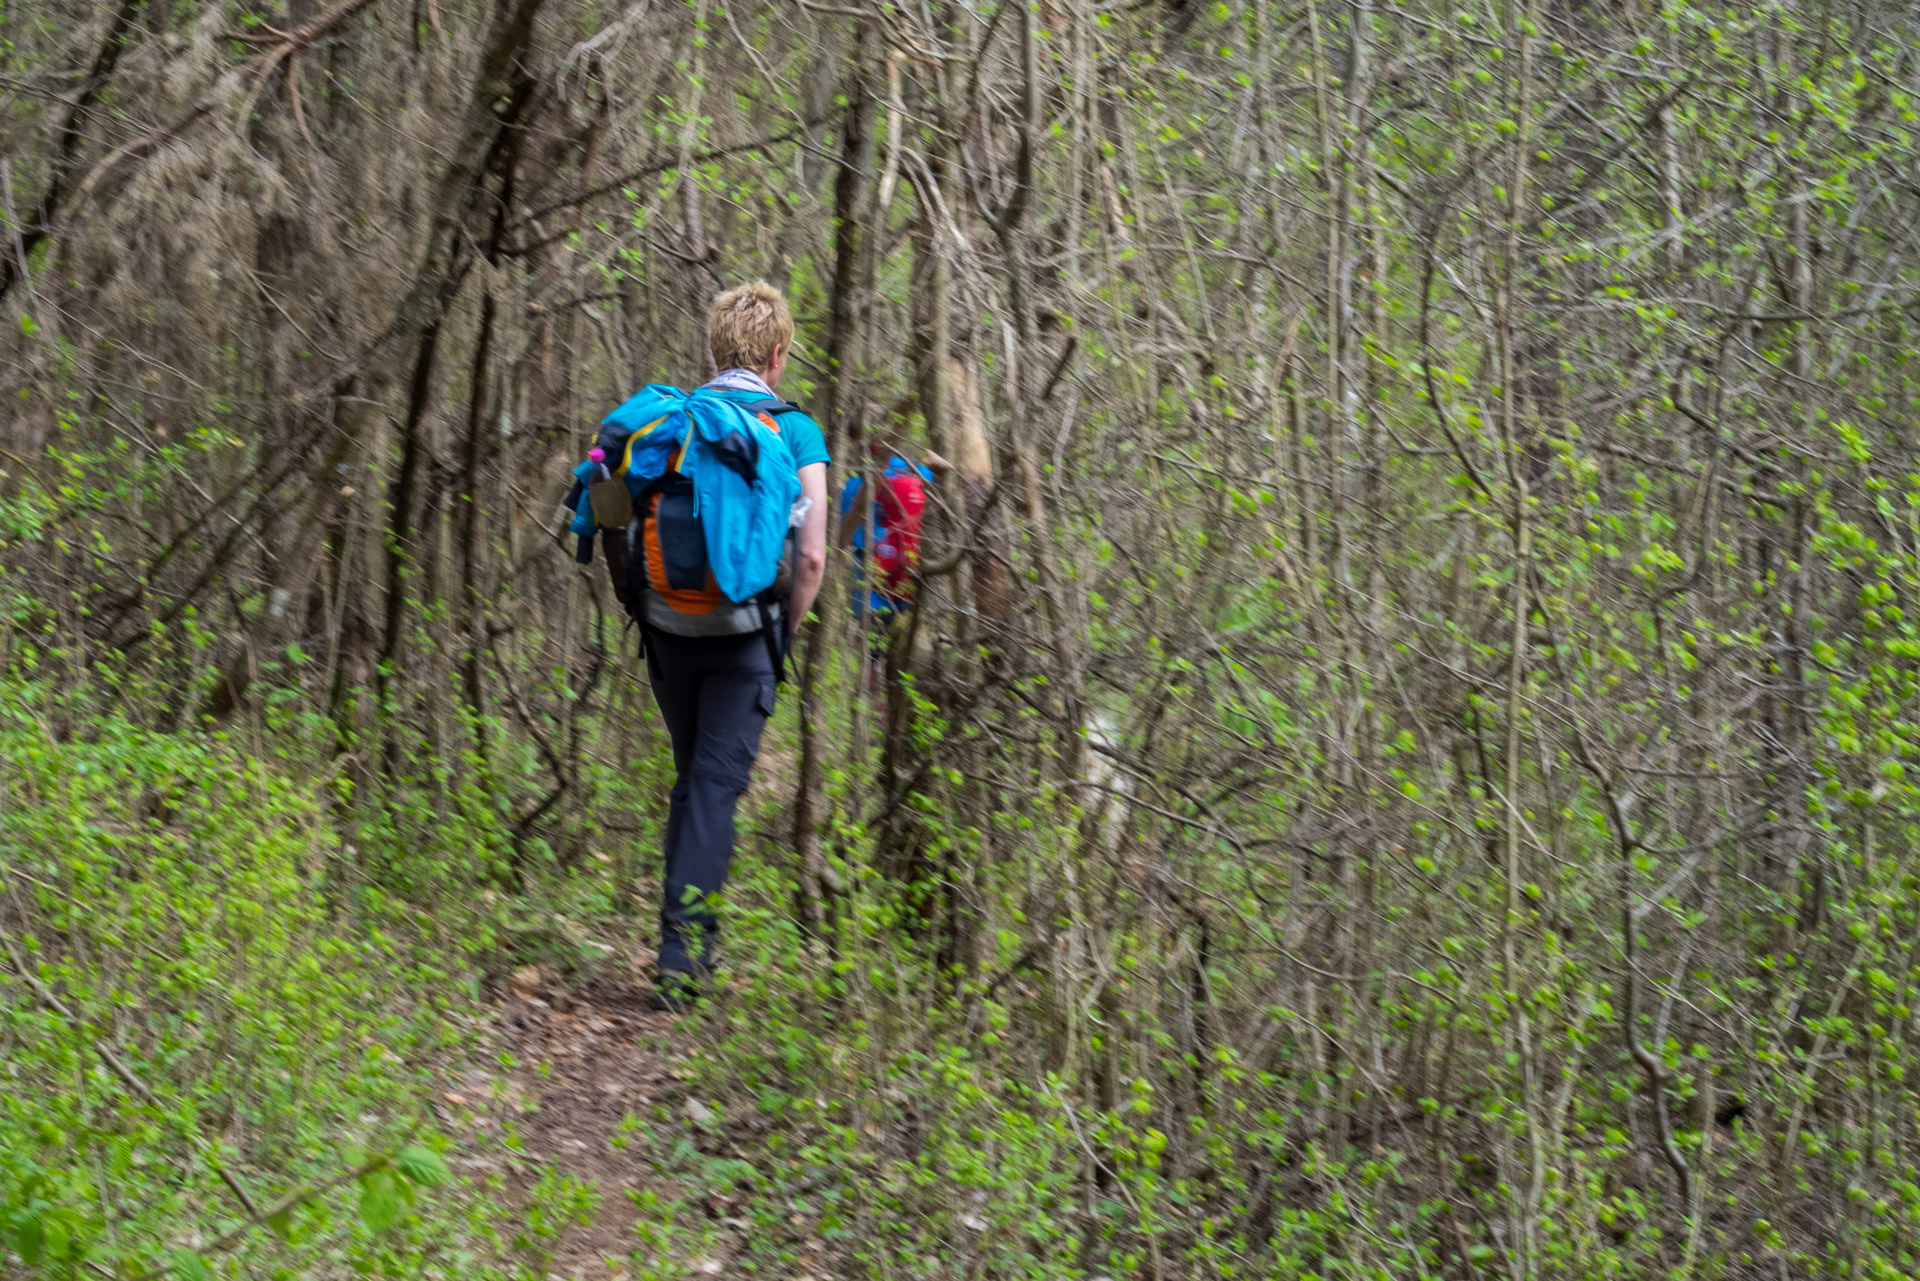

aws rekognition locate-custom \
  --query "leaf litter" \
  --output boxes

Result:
[494,964,754,1278]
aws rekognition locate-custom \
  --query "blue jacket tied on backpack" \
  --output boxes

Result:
[572,384,801,604]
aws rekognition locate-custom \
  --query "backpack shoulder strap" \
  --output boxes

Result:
[736,397,804,419]
[730,399,803,475]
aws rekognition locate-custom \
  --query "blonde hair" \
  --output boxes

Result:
[708,280,794,373]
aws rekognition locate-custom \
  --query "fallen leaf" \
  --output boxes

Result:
[683,1097,715,1125]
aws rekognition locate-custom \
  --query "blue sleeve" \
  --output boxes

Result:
[882,456,934,483]
[568,459,597,536]
[838,476,863,514]
[784,411,831,470]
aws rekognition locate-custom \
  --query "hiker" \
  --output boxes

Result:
[565,281,829,1008]
[837,415,950,664]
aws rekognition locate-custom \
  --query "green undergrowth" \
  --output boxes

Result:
[672,817,1341,1281]
[12,625,1916,1280]
[0,646,878,1281]
[0,674,510,1278]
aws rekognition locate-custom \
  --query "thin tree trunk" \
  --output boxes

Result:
[794,22,875,930]
[0,0,140,303]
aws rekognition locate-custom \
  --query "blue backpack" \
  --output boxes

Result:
[565,385,803,671]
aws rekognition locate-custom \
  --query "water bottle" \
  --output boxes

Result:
[586,446,632,529]
[584,446,633,590]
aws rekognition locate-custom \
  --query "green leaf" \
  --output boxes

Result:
[13,1213,47,1275]
[358,1168,403,1232]
[15,1213,44,1266]
[41,1213,68,1262]
[170,1249,215,1281]
[396,1144,450,1187]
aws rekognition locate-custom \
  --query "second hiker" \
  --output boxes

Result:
[837,410,950,671]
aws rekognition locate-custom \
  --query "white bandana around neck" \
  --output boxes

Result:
[701,368,778,398]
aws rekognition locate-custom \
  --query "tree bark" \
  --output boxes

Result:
[0,0,141,304]
[794,21,876,930]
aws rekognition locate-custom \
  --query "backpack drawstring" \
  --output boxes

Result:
[676,410,700,516]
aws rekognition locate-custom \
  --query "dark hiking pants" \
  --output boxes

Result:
[645,628,776,975]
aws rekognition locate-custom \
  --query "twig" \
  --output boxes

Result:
[1563,716,1695,1208]
[0,915,262,1217]
[515,124,817,222]
[0,0,141,302]
[917,479,1005,578]
[76,0,379,203]
[1777,936,1870,1170]
[1037,335,1078,403]
[141,1158,380,1276]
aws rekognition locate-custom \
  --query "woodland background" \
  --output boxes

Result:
[4,0,1920,1276]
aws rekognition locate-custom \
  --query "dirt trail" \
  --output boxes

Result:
[488,963,819,1281]
[480,756,802,1276]
[494,971,672,1275]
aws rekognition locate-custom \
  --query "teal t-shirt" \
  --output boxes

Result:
[704,387,831,471]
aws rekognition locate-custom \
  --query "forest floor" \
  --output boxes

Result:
[463,743,819,1277]
[496,967,687,1276]
[484,955,815,1278]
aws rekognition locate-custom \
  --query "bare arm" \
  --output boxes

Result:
[789,462,829,636]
